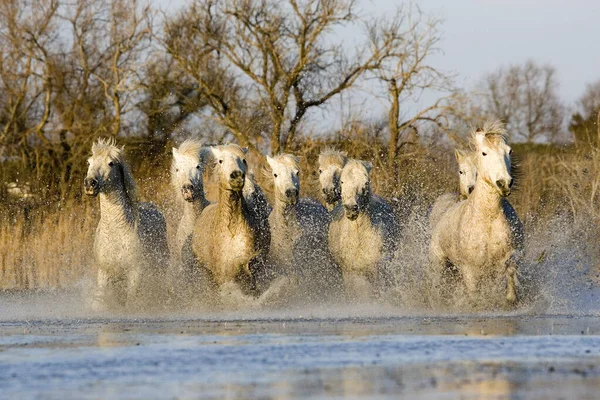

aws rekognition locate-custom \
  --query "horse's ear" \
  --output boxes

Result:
[266,155,275,169]
[362,161,373,174]
[474,128,486,147]
[454,149,465,162]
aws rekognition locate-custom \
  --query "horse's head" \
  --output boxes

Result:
[340,159,372,221]
[318,149,347,206]
[211,144,248,192]
[455,149,477,198]
[267,154,300,206]
[85,138,135,200]
[473,120,513,197]
[171,139,207,202]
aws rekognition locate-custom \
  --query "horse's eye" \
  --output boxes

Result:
[459,171,463,175]
[319,169,322,174]
[340,181,344,185]
[274,174,278,178]
[108,161,114,167]
[482,152,487,156]
[219,160,223,164]
[176,168,179,172]
[296,171,300,176]
[196,165,200,170]
[509,149,513,155]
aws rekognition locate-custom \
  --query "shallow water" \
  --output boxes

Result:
[1,290,600,399]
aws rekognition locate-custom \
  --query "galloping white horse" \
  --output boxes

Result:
[171,139,211,260]
[266,154,341,297]
[190,144,271,296]
[429,149,477,231]
[328,159,400,296]
[318,149,347,212]
[430,120,524,304]
[84,138,169,309]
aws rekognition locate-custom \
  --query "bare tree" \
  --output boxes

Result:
[478,60,564,142]
[373,5,455,160]
[0,0,58,157]
[162,0,403,155]
[60,0,153,138]
[569,80,600,146]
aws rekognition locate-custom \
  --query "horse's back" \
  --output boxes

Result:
[296,198,331,238]
[244,174,272,222]
[502,198,524,250]
[138,202,170,267]
[370,195,400,244]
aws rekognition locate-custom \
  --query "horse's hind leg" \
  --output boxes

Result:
[91,268,110,311]
[506,259,518,303]
[126,267,142,309]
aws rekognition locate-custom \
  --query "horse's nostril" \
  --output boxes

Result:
[85,178,98,188]
[285,188,297,198]
[468,186,474,194]
[230,171,242,179]
[182,183,193,191]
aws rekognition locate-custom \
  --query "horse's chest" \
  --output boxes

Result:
[460,217,512,265]
[212,227,255,281]
[270,218,301,262]
[94,227,140,270]
[335,220,382,274]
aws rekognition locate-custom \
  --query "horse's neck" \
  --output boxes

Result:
[273,199,298,227]
[217,188,246,229]
[182,193,209,221]
[467,176,502,218]
[180,196,208,231]
[99,189,137,231]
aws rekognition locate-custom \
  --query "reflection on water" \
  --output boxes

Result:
[1,317,600,399]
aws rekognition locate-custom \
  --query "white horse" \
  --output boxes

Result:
[318,149,347,212]
[429,149,477,231]
[266,154,341,297]
[171,139,211,260]
[190,144,271,296]
[430,120,524,305]
[328,159,400,296]
[84,138,170,309]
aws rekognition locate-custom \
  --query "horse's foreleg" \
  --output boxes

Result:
[92,268,110,311]
[505,258,518,303]
[126,267,142,307]
[428,244,454,306]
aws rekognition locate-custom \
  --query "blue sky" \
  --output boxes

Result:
[365,0,600,105]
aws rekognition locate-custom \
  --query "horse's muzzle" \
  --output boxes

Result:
[229,171,245,190]
[344,204,360,220]
[496,179,512,197]
[84,178,99,196]
[181,184,196,202]
[285,188,298,205]
[322,188,339,204]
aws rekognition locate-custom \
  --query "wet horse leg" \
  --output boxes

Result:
[505,258,518,303]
